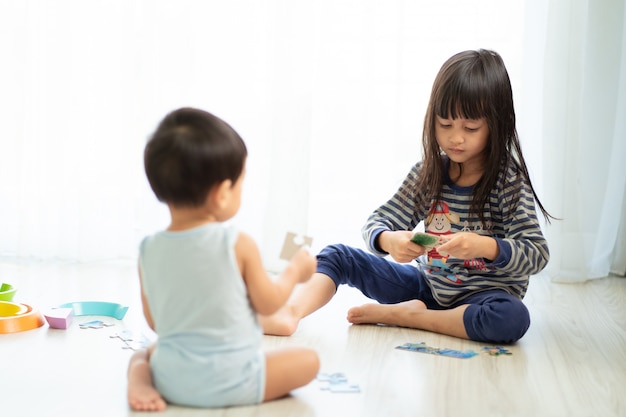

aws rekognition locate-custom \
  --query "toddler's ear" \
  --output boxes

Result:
[211,179,233,208]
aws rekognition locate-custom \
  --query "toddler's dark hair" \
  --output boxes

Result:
[144,107,247,207]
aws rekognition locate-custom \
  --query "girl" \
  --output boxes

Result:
[261,49,553,344]
[127,108,319,411]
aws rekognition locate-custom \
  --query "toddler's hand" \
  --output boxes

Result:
[290,248,317,283]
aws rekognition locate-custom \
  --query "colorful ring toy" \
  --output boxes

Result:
[0,301,45,334]
[0,301,28,316]
[57,301,129,320]
[0,283,17,302]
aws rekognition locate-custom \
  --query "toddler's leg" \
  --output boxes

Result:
[263,347,320,401]
[127,345,167,412]
[260,272,337,336]
[261,243,431,336]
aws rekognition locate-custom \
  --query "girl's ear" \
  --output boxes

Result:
[210,179,233,209]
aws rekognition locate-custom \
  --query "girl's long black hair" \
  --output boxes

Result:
[416,49,555,227]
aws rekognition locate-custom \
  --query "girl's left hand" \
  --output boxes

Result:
[436,232,499,261]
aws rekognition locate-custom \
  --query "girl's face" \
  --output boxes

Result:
[435,116,489,171]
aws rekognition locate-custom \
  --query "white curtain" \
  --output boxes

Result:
[1,1,623,280]
[523,0,626,281]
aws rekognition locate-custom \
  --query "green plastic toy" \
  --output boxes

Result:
[0,283,16,302]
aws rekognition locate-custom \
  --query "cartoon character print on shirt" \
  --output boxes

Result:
[459,221,492,273]
[425,201,462,283]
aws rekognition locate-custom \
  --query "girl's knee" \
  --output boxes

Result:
[464,298,530,344]
[317,244,351,263]
[316,244,356,285]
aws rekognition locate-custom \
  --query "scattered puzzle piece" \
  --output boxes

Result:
[317,372,348,383]
[326,383,361,393]
[482,346,512,356]
[110,330,151,350]
[110,329,135,342]
[317,372,360,393]
[396,342,478,359]
[79,320,114,329]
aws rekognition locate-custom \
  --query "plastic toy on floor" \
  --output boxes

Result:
[57,301,128,320]
[0,301,45,334]
[0,283,17,301]
[43,308,74,329]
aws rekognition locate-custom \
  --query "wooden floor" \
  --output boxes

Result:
[0,258,624,417]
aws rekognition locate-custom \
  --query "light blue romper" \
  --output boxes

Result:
[139,224,265,407]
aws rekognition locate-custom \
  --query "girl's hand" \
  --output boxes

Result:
[289,248,317,283]
[379,231,427,263]
[436,232,499,261]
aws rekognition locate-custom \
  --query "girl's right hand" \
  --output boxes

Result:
[379,231,427,263]
[290,248,317,283]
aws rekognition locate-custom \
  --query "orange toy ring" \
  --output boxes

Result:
[0,301,45,334]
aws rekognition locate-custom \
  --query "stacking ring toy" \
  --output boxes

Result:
[57,301,129,320]
[0,301,28,316]
[0,283,16,301]
[0,301,45,334]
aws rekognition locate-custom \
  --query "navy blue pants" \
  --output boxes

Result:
[316,244,530,344]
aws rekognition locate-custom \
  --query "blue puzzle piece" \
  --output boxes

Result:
[396,342,477,359]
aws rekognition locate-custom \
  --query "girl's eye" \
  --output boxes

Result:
[465,127,479,132]
[439,123,451,128]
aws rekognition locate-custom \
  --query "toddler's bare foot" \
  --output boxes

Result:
[127,356,167,412]
[259,304,300,336]
[347,299,427,327]
[128,383,167,412]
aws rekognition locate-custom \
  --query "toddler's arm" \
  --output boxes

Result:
[236,232,316,315]
[138,267,156,331]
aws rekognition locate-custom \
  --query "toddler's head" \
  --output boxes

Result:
[144,107,247,207]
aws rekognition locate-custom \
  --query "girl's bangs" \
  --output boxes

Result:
[435,78,488,120]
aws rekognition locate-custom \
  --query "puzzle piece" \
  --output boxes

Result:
[109,329,135,342]
[317,372,360,393]
[411,232,443,249]
[396,342,477,359]
[79,320,115,329]
[110,330,151,350]
[279,232,313,260]
[325,383,361,393]
[317,372,348,383]
[482,346,512,356]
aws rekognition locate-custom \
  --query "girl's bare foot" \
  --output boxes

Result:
[259,304,300,336]
[347,299,427,326]
[128,380,167,412]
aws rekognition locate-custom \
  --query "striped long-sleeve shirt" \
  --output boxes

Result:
[362,157,550,307]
